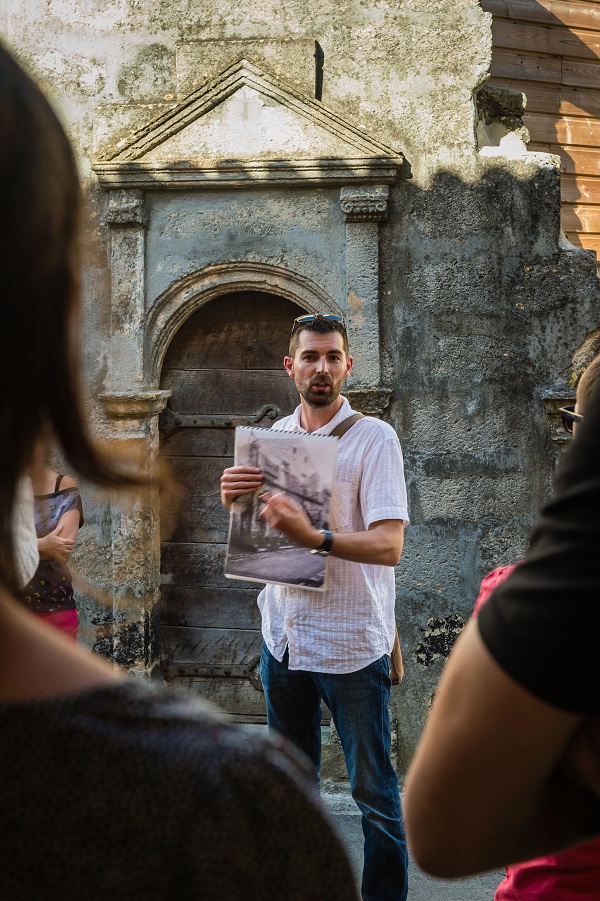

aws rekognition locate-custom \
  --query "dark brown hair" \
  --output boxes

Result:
[288,316,349,358]
[0,44,138,589]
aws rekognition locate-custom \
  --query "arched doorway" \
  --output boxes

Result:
[159,291,303,721]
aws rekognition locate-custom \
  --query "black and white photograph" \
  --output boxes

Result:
[225,426,338,590]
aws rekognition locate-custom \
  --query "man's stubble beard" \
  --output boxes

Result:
[299,378,343,409]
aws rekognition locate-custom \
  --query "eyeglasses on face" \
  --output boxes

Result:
[290,313,347,336]
[558,405,584,435]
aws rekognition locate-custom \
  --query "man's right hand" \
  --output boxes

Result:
[220,466,264,511]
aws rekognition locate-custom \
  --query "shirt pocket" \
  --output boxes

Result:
[330,481,354,532]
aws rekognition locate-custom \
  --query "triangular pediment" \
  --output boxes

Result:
[94,59,403,188]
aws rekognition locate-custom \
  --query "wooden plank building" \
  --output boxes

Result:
[483,0,600,255]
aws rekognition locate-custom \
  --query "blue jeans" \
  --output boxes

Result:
[260,644,408,901]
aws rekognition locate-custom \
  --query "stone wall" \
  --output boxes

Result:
[387,150,600,768]
[3,0,599,770]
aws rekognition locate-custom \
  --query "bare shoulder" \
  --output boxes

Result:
[38,469,59,493]
[60,474,78,490]
[0,592,120,702]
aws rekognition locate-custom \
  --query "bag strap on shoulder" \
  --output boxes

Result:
[329,412,364,440]
[328,410,404,684]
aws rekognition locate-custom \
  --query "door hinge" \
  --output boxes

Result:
[161,658,263,691]
[160,404,280,437]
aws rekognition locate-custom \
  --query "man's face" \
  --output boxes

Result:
[284,329,353,408]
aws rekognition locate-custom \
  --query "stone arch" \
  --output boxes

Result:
[145,261,339,386]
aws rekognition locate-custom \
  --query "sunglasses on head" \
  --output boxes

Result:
[558,405,584,434]
[290,313,346,336]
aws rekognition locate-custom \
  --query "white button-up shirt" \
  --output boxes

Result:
[258,397,409,674]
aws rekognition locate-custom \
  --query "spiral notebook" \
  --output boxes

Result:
[225,425,338,590]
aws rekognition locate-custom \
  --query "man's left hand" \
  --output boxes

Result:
[259,492,321,549]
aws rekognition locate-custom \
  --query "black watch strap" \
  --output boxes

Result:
[310,529,334,556]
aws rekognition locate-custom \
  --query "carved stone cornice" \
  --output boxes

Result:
[341,186,389,222]
[345,387,392,417]
[100,389,172,420]
[93,59,403,190]
[95,160,400,190]
[104,189,148,227]
[542,393,575,445]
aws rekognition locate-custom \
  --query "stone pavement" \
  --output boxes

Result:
[322,788,504,901]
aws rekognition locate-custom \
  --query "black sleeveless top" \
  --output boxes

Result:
[479,384,600,714]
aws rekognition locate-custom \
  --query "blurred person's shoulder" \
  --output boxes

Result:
[108,680,357,898]
[81,679,322,797]
[0,681,357,898]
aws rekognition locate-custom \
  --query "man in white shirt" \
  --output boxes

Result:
[220,314,409,901]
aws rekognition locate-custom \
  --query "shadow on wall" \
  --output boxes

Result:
[377,156,600,768]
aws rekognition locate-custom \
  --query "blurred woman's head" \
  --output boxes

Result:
[576,352,600,416]
[0,43,130,589]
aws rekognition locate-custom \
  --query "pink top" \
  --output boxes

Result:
[474,565,600,901]
[473,565,519,617]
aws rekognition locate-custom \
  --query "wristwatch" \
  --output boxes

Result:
[310,529,334,556]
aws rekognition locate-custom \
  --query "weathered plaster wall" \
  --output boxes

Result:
[383,151,600,767]
[145,190,345,307]
[3,1,490,175]
[3,1,599,770]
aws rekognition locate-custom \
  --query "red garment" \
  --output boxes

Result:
[474,565,600,901]
[473,565,519,617]
[36,609,78,642]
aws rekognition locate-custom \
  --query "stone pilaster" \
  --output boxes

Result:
[341,185,388,407]
[104,190,148,388]
[99,389,171,676]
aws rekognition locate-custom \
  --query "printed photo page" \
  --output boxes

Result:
[225,426,338,590]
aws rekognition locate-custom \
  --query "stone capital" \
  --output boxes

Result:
[104,189,148,227]
[542,393,575,445]
[100,389,172,420]
[345,386,392,417]
[340,185,389,222]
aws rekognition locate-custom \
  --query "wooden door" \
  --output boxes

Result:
[159,291,303,721]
